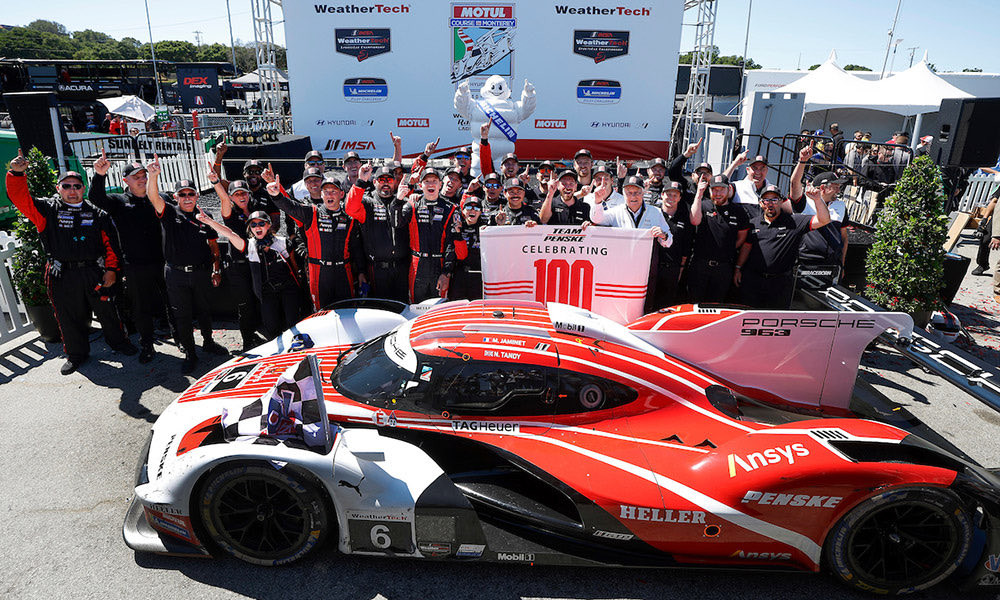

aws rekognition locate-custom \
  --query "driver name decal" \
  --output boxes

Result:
[450,421,519,433]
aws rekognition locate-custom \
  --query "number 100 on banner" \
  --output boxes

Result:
[479,226,654,325]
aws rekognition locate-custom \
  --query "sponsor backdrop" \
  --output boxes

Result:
[176,65,224,113]
[480,226,653,324]
[283,1,683,160]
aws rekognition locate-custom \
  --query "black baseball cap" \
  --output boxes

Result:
[461,196,482,210]
[343,151,362,162]
[174,179,197,193]
[243,159,264,173]
[622,175,644,189]
[503,177,525,190]
[694,162,713,175]
[500,152,519,165]
[649,158,668,169]
[537,160,556,171]
[58,171,85,184]
[304,150,323,161]
[455,146,472,157]
[557,169,579,181]
[575,148,592,159]
[749,155,768,167]
[663,181,683,195]
[302,167,323,180]
[812,171,848,186]
[708,174,730,188]
[321,174,344,189]
[760,184,783,200]
[228,180,250,195]
[591,165,611,177]
[374,166,395,179]
[483,172,501,183]
[420,168,441,181]
[122,162,146,177]
[246,210,270,230]
[444,167,463,179]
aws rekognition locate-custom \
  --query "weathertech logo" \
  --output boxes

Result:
[555,5,650,16]
[397,118,429,127]
[534,119,567,129]
[728,443,809,477]
[314,4,410,13]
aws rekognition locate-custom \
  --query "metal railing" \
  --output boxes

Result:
[958,173,999,213]
[0,233,34,345]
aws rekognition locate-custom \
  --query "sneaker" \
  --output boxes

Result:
[138,345,155,364]
[113,340,139,356]
[202,339,230,356]
[60,358,84,375]
[972,265,988,276]
[181,352,198,374]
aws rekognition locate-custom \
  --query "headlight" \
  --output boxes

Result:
[135,430,153,486]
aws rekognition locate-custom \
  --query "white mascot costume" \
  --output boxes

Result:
[454,75,536,176]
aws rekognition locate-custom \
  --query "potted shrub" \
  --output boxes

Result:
[864,155,948,327]
[9,147,60,342]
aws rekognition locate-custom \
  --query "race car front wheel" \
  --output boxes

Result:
[824,487,972,595]
[199,464,330,566]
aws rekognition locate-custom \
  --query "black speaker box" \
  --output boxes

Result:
[935,97,1000,168]
[940,252,970,306]
[2,91,70,162]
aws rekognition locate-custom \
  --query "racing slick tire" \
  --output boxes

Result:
[823,487,973,595]
[199,463,330,566]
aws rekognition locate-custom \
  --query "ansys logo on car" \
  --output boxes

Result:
[727,443,809,477]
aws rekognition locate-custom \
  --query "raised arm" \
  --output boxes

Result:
[6,150,46,229]
[89,148,113,211]
[805,186,832,230]
[789,142,814,204]
[390,131,402,164]
[723,150,747,180]
[346,163,372,223]
[688,179,709,226]
[146,154,166,216]
[196,208,246,252]
[538,176,558,224]
[266,173,312,227]
[206,156,233,218]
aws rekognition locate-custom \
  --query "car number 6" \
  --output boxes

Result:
[370,524,391,549]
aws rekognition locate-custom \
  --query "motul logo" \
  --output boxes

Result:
[455,6,513,18]
[397,118,429,127]
[183,77,208,85]
[534,119,566,129]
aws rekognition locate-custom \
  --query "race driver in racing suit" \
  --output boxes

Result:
[391,168,467,302]
[266,172,364,311]
[345,164,410,302]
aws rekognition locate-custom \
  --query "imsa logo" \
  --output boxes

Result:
[728,443,809,477]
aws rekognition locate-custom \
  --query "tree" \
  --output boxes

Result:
[864,156,949,316]
[118,37,142,60]
[843,64,872,71]
[140,40,197,62]
[196,43,231,64]
[679,45,761,69]
[26,19,69,36]
[0,27,77,59]
[808,64,821,70]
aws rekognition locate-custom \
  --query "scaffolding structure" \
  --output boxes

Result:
[251,0,284,122]
[673,0,717,164]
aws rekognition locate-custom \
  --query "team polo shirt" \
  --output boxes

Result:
[744,212,813,274]
[548,196,591,225]
[692,199,750,263]
[158,203,218,266]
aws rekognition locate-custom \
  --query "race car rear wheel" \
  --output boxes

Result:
[199,464,329,566]
[824,487,972,595]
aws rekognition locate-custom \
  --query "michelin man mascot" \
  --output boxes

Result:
[454,75,536,176]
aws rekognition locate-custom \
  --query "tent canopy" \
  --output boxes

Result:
[230,68,289,85]
[98,95,156,121]
[775,52,972,116]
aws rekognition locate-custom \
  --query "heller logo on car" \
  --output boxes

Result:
[335,28,391,61]
[397,118,429,127]
[728,443,809,477]
[450,5,516,27]
[577,80,622,104]
[573,30,630,63]
[343,78,388,103]
[619,505,706,524]
[534,119,567,129]
[450,421,519,433]
[740,491,843,509]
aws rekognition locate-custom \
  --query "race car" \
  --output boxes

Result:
[123,299,1000,595]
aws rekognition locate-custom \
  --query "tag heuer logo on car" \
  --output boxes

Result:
[335,28,391,61]
[577,80,622,104]
[573,30,630,63]
[343,78,388,103]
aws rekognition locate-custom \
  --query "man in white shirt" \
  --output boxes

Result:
[583,165,625,213]
[591,176,672,248]
[291,151,325,201]
[725,152,773,207]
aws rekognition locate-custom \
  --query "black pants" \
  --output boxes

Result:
[652,263,683,310]
[227,261,260,343]
[123,262,172,347]
[368,259,410,303]
[409,256,445,303]
[306,261,354,311]
[164,265,214,354]
[46,263,129,362]
[687,259,734,304]
[260,287,300,339]
[448,267,483,301]
[978,229,992,269]
[740,270,795,309]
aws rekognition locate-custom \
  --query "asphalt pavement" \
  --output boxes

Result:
[1,231,998,600]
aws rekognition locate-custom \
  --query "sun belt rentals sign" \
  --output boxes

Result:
[283,1,683,160]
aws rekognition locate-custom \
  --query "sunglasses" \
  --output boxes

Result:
[245,169,263,176]
[177,191,197,197]
[306,160,324,166]
[484,182,501,189]
[376,176,394,183]
[760,197,781,203]
[538,167,553,172]
[60,183,83,190]
[455,154,470,160]
[464,204,482,211]
[249,221,269,228]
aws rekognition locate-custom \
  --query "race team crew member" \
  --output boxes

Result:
[146,162,229,374]
[540,168,591,225]
[441,167,466,206]
[688,174,751,303]
[667,138,711,206]
[286,166,325,260]
[291,150,326,201]
[583,165,624,211]
[497,152,539,204]
[573,148,594,199]
[654,181,693,309]
[90,150,174,363]
[208,171,266,352]
[346,165,411,302]
[7,153,136,375]
[211,143,280,229]
[727,152,774,208]
[735,184,830,309]
[196,210,301,339]
[491,178,540,226]
[267,173,364,311]
[788,143,851,274]
[528,160,557,200]
[446,195,485,301]
[642,157,670,205]
[451,145,474,185]
[480,172,506,221]
[392,168,468,301]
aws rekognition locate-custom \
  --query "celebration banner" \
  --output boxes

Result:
[480,225,653,324]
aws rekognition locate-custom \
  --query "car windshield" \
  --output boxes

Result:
[332,324,416,403]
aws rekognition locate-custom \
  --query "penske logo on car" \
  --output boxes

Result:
[741,490,843,508]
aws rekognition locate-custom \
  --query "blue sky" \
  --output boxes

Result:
[3,1,998,73]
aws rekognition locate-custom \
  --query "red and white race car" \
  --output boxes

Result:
[124,299,1000,595]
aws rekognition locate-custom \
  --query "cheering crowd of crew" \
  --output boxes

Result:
[5,120,851,376]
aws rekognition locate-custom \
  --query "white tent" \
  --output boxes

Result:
[775,51,875,112]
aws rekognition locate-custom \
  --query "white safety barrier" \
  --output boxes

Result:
[0,233,34,345]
